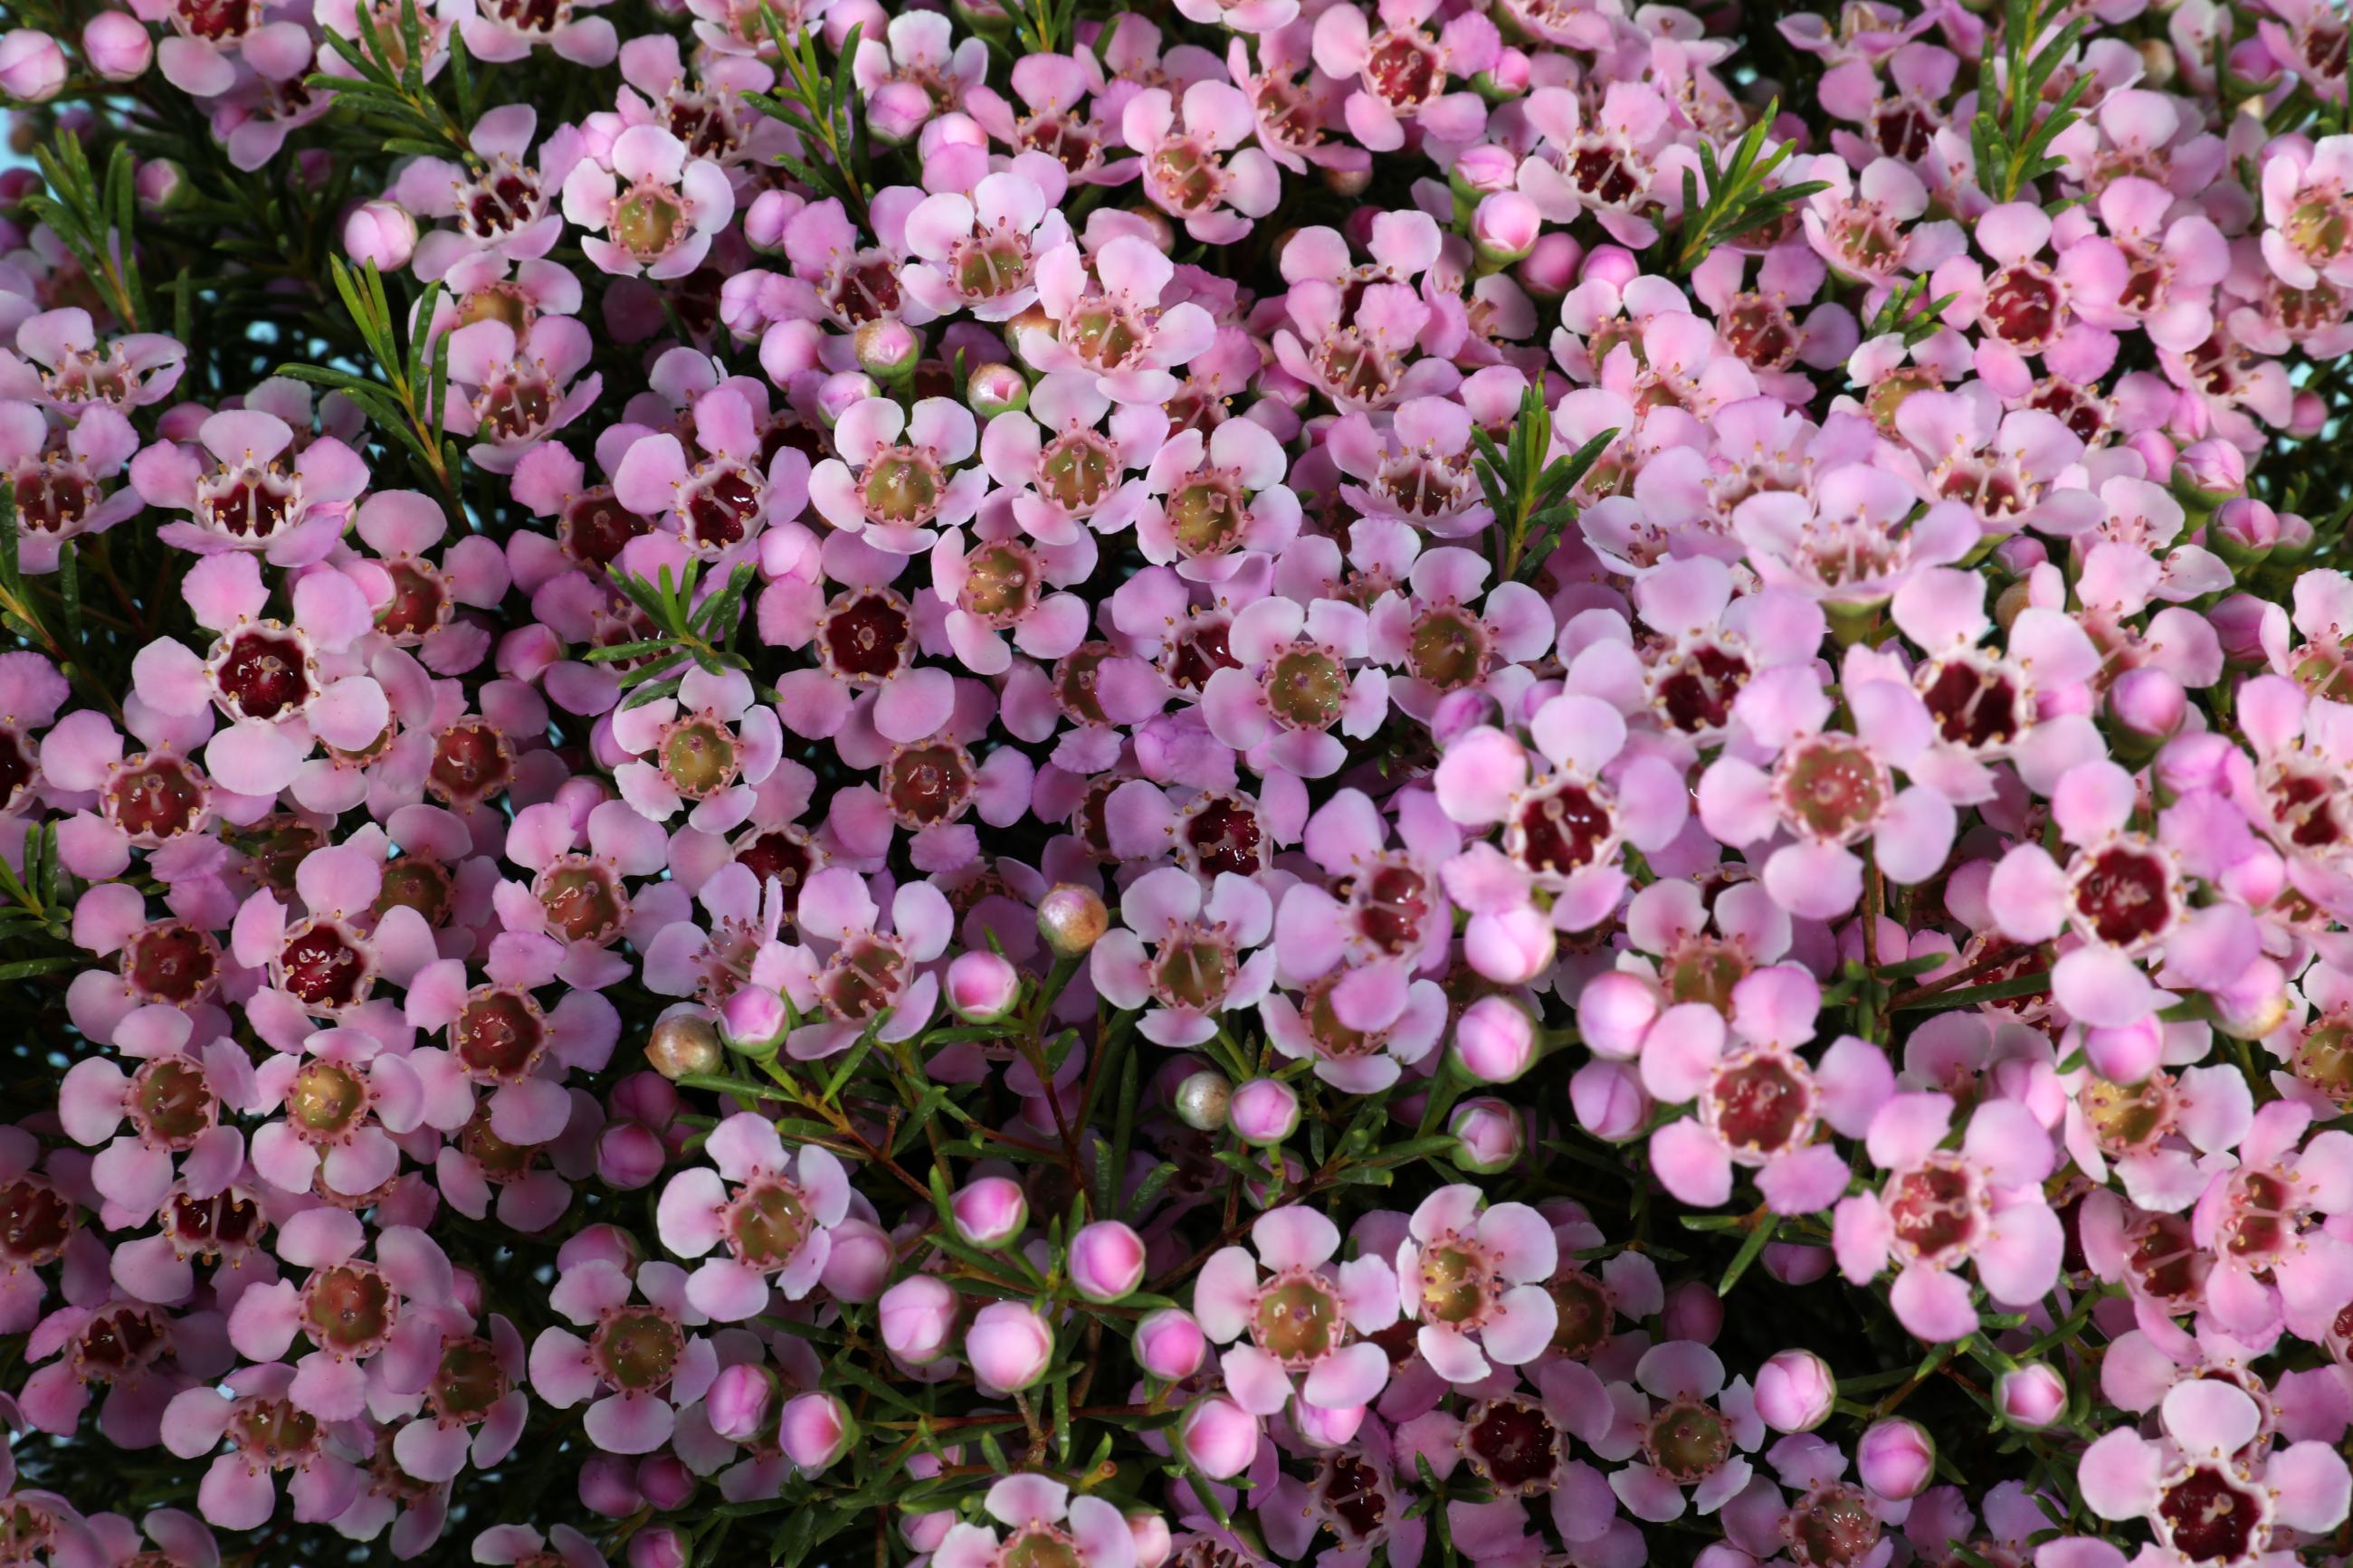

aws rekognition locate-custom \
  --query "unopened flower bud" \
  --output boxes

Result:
[637,1454,694,1510]
[879,1275,959,1364]
[966,1300,1054,1392]
[1481,46,1531,96]
[1070,1220,1147,1303]
[1450,1096,1522,1173]
[580,1455,641,1516]
[1456,996,1538,1083]
[1662,1279,1723,1344]
[1174,1069,1232,1131]
[2174,438,2245,501]
[1582,244,1640,289]
[596,1121,666,1190]
[1038,884,1109,957]
[744,188,802,252]
[2110,667,2186,740]
[1472,192,1541,267]
[816,372,880,424]
[135,157,186,211]
[1570,1060,1649,1141]
[1230,1078,1300,1146]
[821,1218,893,1303]
[1997,1364,2067,1429]
[645,1007,722,1080]
[719,983,791,1060]
[1136,1307,1206,1381]
[2213,498,2280,563]
[0,31,65,102]
[1177,1393,1259,1479]
[1755,1349,1837,1433]
[854,317,923,382]
[629,1527,688,1568]
[951,1174,1028,1249]
[1450,143,1519,197]
[946,950,1022,1023]
[1857,1418,1936,1500]
[1578,972,1659,1059]
[778,1391,856,1470]
[2291,390,2329,439]
[1762,1242,1834,1286]
[705,1362,779,1443]
[82,13,151,81]
[1129,1509,1173,1568]
[343,199,417,274]
[1516,232,1583,299]
[1292,1399,1366,1448]
[967,358,1030,417]
[2082,1016,2164,1086]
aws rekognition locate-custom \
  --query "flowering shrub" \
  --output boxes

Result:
[4,0,2353,1564]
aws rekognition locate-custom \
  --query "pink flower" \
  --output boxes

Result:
[129,406,367,566]
[1833,1092,2062,1342]
[527,1255,717,1452]
[1021,236,1216,407]
[1121,83,1281,245]
[1396,1183,1557,1383]
[653,1109,852,1320]
[1311,0,1498,155]
[785,868,954,1057]
[562,125,734,280]
[453,0,616,66]
[1552,1340,1764,1522]
[809,394,986,554]
[1090,867,1275,1048]
[933,1475,1138,1568]
[2262,136,2353,290]
[162,1363,363,1530]
[2080,1381,2350,1564]
[1200,595,1388,780]
[900,165,1072,322]
[0,397,144,573]
[1194,1204,1398,1418]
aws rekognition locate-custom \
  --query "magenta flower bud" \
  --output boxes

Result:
[1456,995,1538,1083]
[2207,593,2276,664]
[646,1006,722,1080]
[967,359,1030,418]
[816,372,881,424]
[2292,389,2329,438]
[1857,1418,1936,1500]
[879,1275,960,1364]
[778,1391,857,1471]
[1761,1242,1834,1287]
[1230,1078,1300,1146]
[636,1455,695,1511]
[135,157,185,211]
[596,1121,666,1190]
[1467,905,1555,983]
[1038,884,1109,957]
[0,31,65,102]
[1070,1220,1147,1303]
[2082,1016,2165,1086]
[1662,1279,1724,1344]
[1472,193,1542,266]
[1450,1097,1522,1173]
[1570,1060,1649,1141]
[1136,1307,1207,1382]
[745,188,802,252]
[854,318,923,382]
[1755,1349,1837,1433]
[705,1362,779,1443]
[1177,1393,1260,1479]
[869,79,935,143]
[1516,232,1583,298]
[2175,438,2245,497]
[579,1455,641,1516]
[951,1174,1028,1249]
[629,1527,688,1568]
[1174,1069,1232,1131]
[1451,143,1519,195]
[946,950,1022,1023]
[1577,973,1658,1059]
[1582,244,1640,289]
[1484,46,1531,93]
[2110,667,2185,740]
[966,1300,1054,1392]
[1997,1364,2068,1429]
[81,13,151,81]
[719,983,791,1059]
[1129,1508,1173,1568]
[2124,430,2177,477]
[822,1218,894,1304]
[342,199,418,274]
[2215,498,2281,556]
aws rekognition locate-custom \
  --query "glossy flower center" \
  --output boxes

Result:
[1253,1269,1342,1364]
[1407,607,1488,692]
[107,755,205,840]
[1418,1240,1493,1324]
[861,449,944,524]
[456,988,545,1081]
[660,716,740,799]
[1709,1053,1814,1154]
[291,1059,367,1136]
[1788,1485,1882,1568]
[1513,782,1614,878]
[592,1306,683,1392]
[886,741,976,826]
[729,1175,815,1269]
[819,934,908,1022]
[281,922,369,1011]
[1183,794,1263,879]
[537,857,626,944]
[132,1057,215,1146]
[1465,1397,1558,1494]
[2071,843,2174,948]
[960,542,1039,623]
[824,592,911,679]
[1777,737,1888,844]
[1153,927,1234,1011]
[1887,1159,1977,1262]
[303,1262,395,1351]
[125,921,220,1005]
[1643,1397,1729,1483]
[2158,1467,2262,1564]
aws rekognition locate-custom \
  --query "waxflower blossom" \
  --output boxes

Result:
[656,1110,853,1319]
[1193,1205,1398,1417]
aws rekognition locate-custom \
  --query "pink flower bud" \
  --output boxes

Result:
[968,359,1030,418]
[706,1362,777,1442]
[1450,1097,1522,1173]
[579,1456,641,1516]
[2124,430,2177,477]
[2215,498,2280,555]
[0,31,64,102]
[1038,884,1109,956]
[1452,144,1519,195]
[952,1174,1029,1249]
[2176,438,2245,496]
[595,1121,666,1190]
[1230,1078,1300,1145]
[2206,593,2276,664]
[744,189,803,252]
[637,1455,695,1510]
[1582,244,1640,289]
[1456,995,1538,1083]
[1578,973,1658,1059]
[879,1275,960,1364]
[966,1300,1054,1392]
[822,1218,893,1304]
[81,13,151,81]
[1996,1364,2067,1429]
[1570,1060,1649,1140]
[1136,1307,1206,1381]
[1177,1393,1260,1479]
[1662,1280,1724,1344]
[1754,1349,1837,1433]
[854,317,923,380]
[1071,1220,1147,1303]
[1761,1242,1834,1287]
[1466,905,1556,984]
[1485,46,1531,92]
[2292,390,2329,438]
[1472,193,1541,265]
[2110,667,2186,740]
[629,1527,688,1568]
[1174,1069,1232,1131]
[1857,1418,1936,1500]
[134,158,185,211]
[817,372,881,423]
[1129,1509,1173,1568]
[2082,1016,2164,1085]
[719,983,791,1058]
[646,1007,722,1080]
[947,950,1022,1023]
[1516,232,1583,298]
[778,1391,856,1470]
[342,199,418,274]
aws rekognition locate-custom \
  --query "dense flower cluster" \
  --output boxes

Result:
[1,0,2353,1563]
